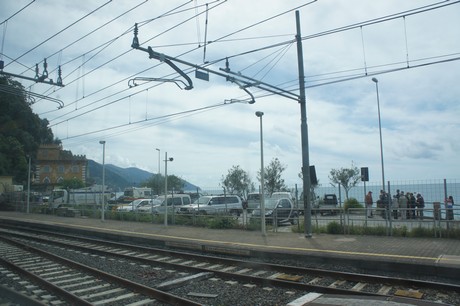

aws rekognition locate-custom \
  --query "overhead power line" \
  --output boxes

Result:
[21,0,459,144]
[1,0,35,25]
[4,0,112,70]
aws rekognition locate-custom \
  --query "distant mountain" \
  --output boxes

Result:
[87,160,200,192]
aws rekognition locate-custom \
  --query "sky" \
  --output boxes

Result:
[1,0,459,190]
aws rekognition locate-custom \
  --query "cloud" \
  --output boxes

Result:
[2,0,459,188]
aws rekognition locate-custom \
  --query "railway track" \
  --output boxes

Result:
[0,235,201,305]
[0,226,458,305]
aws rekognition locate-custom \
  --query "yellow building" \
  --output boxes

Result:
[0,176,14,193]
[35,144,87,191]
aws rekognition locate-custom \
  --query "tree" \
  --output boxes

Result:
[0,76,58,183]
[221,165,254,196]
[58,178,85,190]
[142,174,185,195]
[258,157,288,195]
[328,162,361,199]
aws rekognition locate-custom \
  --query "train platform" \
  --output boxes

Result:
[1,211,460,276]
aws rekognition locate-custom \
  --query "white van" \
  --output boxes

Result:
[148,194,192,214]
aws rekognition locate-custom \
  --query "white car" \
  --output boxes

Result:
[116,199,153,212]
[149,194,192,214]
[178,195,243,215]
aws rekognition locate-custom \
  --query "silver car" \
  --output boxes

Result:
[116,199,153,212]
[178,195,243,216]
[251,197,299,225]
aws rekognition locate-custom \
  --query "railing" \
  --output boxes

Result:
[3,199,459,238]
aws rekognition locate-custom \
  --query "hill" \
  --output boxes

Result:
[87,160,200,192]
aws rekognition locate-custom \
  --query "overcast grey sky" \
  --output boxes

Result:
[1,0,459,189]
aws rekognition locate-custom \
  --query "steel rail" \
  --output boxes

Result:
[0,235,202,306]
[3,226,459,300]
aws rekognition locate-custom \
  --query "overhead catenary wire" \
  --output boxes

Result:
[49,0,460,123]
[45,0,309,114]
[4,0,113,70]
[0,0,35,25]
[19,0,150,77]
[42,0,216,114]
[62,99,234,145]
[39,0,198,87]
[37,0,296,122]
[51,0,307,120]
[46,0,227,121]
[4,0,455,145]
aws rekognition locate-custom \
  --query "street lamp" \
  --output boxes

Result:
[26,155,31,214]
[255,111,266,236]
[164,152,173,226]
[156,148,160,174]
[99,140,106,222]
[371,78,385,192]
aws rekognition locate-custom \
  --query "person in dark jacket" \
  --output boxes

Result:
[416,193,425,219]
[408,193,416,219]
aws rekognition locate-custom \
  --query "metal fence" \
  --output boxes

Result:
[306,206,459,237]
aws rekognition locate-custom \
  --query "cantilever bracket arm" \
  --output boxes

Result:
[227,77,255,104]
[128,77,189,90]
[131,24,193,90]
[147,47,193,90]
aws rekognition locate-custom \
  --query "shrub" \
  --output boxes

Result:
[344,197,363,211]
[327,221,342,234]
[392,225,409,237]
[247,218,262,231]
[208,216,237,229]
[408,226,434,238]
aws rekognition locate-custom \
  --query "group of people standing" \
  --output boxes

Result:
[365,190,455,220]
[365,189,425,219]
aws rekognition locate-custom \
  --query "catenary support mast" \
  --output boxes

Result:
[295,10,312,238]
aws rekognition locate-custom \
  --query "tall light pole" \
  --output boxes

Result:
[26,155,31,214]
[371,78,385,192]
[99,140,106,222]
[164,152,173,226]
[156,148,160,174]
[255,111,266,236]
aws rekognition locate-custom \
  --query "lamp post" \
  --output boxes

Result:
[26,155,31,214]
[371,78,385,192]
[164,152,173,226]
[156,148,160,174]
[255,111,266,236]
[99,140,106,222]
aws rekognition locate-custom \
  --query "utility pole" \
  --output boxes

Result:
[131,13,313,237]
[295,10,312,238]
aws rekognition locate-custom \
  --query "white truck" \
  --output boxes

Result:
[118,187,153,203]
[49,185,107,209]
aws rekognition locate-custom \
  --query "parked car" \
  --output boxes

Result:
[251,197,299,225]
[145,194,192,214]
[178,195,243,216]
[246,192,261,211]
[116,199,153,212]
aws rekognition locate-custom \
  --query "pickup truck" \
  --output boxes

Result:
[312,194,340,216]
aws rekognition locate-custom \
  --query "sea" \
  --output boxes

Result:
[199,179,459,219]
[297,179,460,220]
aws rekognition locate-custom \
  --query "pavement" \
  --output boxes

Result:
[1,211,459,270]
